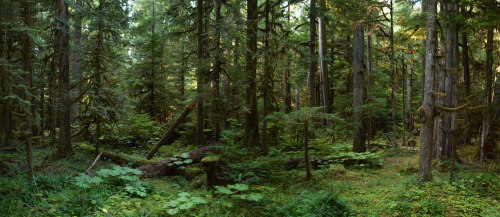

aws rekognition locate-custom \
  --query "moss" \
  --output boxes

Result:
[201,156,220,163]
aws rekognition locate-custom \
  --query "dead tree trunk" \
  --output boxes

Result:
[145,99,197,160]
[307,0,317,107]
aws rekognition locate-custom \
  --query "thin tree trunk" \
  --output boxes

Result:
[283,51,292,113]
[444,0,458,159]
[196,0,205,145]
[23,0,34,179]
[353,22,365,153]
[418,0,437,182]
[71,0,82,123]
[390,0,397,148]
[318,0,331,121]
[214,0,222,140]
[55,0,73,159]
[295,88,300,111]
[0,0,12,146]
[461,17,471,145]
[50,43,57,139]
[150,0,156,120]
[406,48,413,136]
[245,0,262,150]
[304,119,311,179]
[307,0,317,107]
[483,23,494,158]
[262,0,271,146]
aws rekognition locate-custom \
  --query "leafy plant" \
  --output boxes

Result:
[214,183,264,203]
[74,165,147,197]
[163,192,208,215]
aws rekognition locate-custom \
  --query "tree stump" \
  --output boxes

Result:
[201,156,220,188]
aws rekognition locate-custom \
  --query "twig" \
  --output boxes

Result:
[86,152,103,177]
[111,188,125,196]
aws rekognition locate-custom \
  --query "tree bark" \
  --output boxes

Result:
[304,119,311,179]
[406,48,413,137]
[390,0,398,148]
[55,0,73,159]
[23,0,34,179]
[307,0,317,107]
[444,0,458,159]
[245,0,261,149]
[318,0,331,121]
[483,23,494,159]
[196,0,205,145]
[353,22,365,153]
[213,0,222,140]
[0,0,12,146]
[418,0,437,182]
[145,99,197,160]
[150,0,156,120]
[461,16,471,145]
[262,0,271,147]
[71,0,82,123]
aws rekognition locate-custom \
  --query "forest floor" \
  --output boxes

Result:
[1,140,499,216]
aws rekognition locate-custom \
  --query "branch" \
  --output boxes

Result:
[86,152,103,177]
[435,102,470,113]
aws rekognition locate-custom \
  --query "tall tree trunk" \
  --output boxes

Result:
[353,22,365,153]
[483,23,494,159]
[444,0,458,159]
[418,0,437,182]
[50,52,57,139]
[295,88,300,111]
[0,0,12,146]
[150,0,156,120]
[406,47,413,136]
[55,0,73,159]
[213,0,222,140]
[262,0,271,146]
[318,0,331,121]
[71,0,82,123]
[390,0,398,148]
[461,14,471,145]
[196,0,205,145]
[307,0,316,107]
[304,119,311,179]
[283,51,292,113]
[245,0,262,150]
[94,0,104,155]
[23,0,34,179]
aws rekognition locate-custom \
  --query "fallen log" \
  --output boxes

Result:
[77,143,154,167]
[146,99,198,160]
[285,155,380,170]
[138,142,221,178]
[86,152,103,177]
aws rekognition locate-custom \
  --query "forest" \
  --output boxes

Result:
[0,0,499,216]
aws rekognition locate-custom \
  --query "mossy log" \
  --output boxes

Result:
[138,142,221,178]
[145,99,197,160]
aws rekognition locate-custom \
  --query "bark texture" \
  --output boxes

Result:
[55,0,73,159]
[307,0,317,107]
[418,0,437,182]
[352,22,365,153]
[245,0,261,149]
